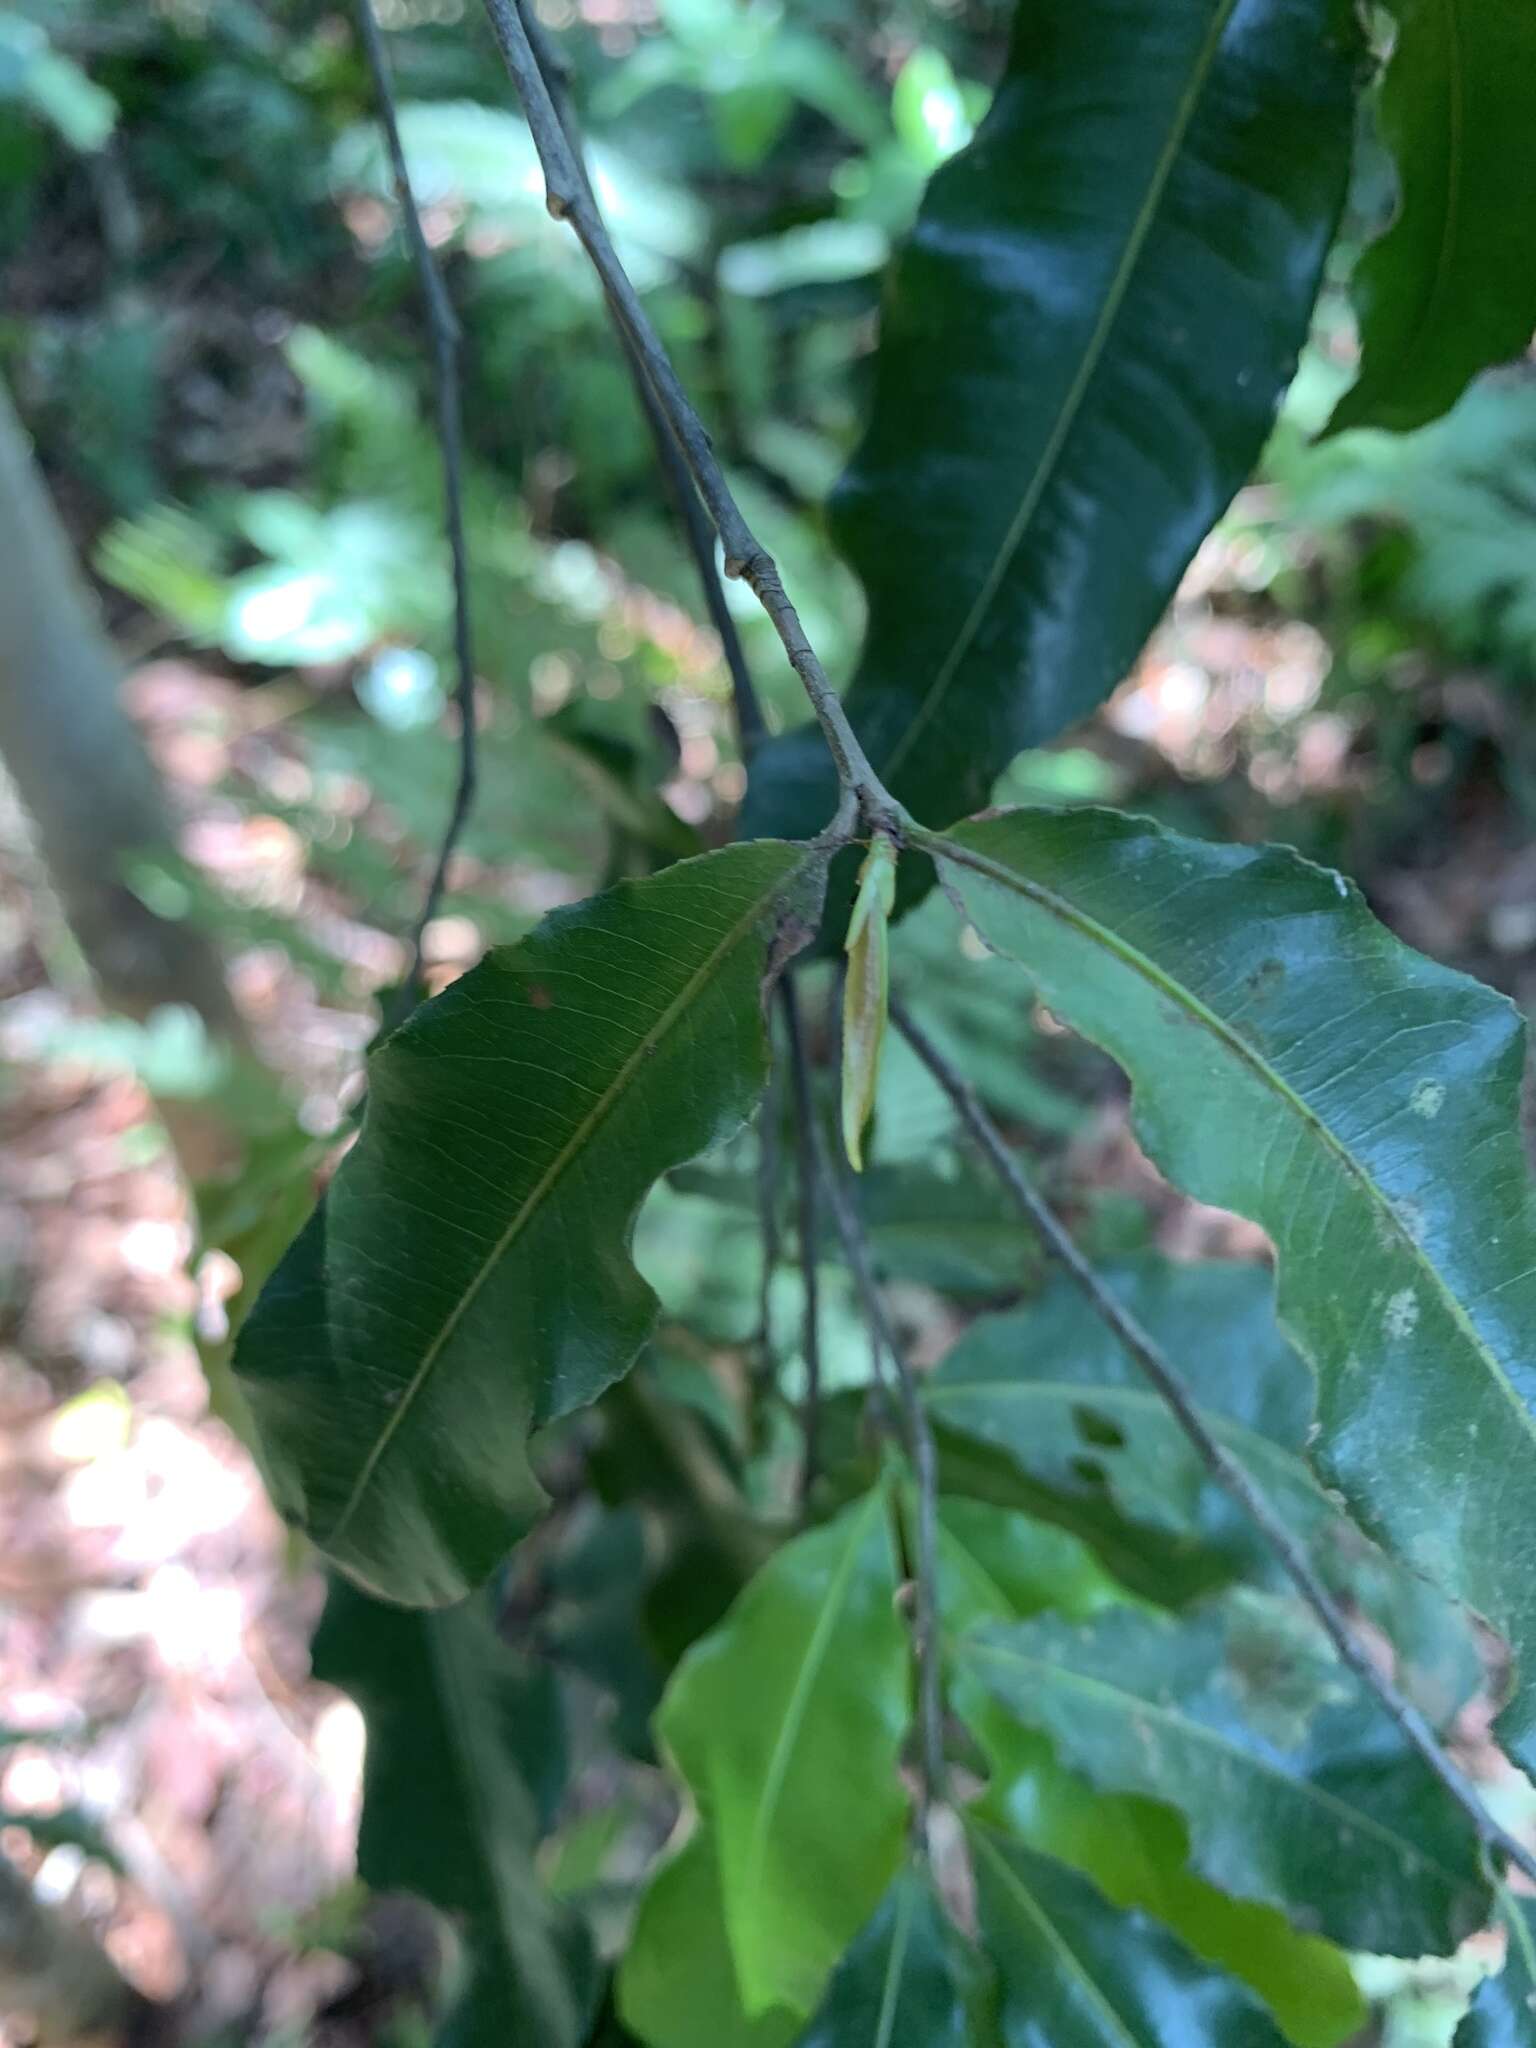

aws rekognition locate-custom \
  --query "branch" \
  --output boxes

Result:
[782,980,946,1821]
[509,0,767,762]
[607,1371,772,1587]
[890,995,1536,1892]
[479,0,892,826]
[353,0,479,998]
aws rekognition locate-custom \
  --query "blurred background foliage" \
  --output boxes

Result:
[8,0,1536,1026]
[3,2,1536,2040]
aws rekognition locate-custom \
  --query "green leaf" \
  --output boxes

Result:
[655,1484,910,2017]
[929,806,1536,1769]
[846,1166,1041,1298]
[929,1258,1310,1577]
[794,1863,979,2048]
[958,1597,1487,1955]
[1327,0,1536,435]
[742,0,1358,848]
[236,842,823,1606]
[927,1257,1485,1723]
[1454,1889,1536,2047]
[619,1829,801,2048]
[960,1694,1365,2048]
[969,1822,1291,2047]
[312,1579,590,2048]
[936,1495,1130,1627]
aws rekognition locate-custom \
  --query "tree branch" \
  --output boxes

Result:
[353,0,479,1001]
[509,0,766,762]
[479,0,891,826]
[890,995,1536,1891]
[782,980,946,1821]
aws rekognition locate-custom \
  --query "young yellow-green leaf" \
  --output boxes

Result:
[794,1863,980,2048]
[935,1495,1129,1629]
[619,1829,802,2048]
[742,0,1358,851]
[842,834,897,1169]
[958,1597,1486,1956]
[312,1580,591,2048]
[1327,0,1536,435]
[929,807,1536,1770]
[656,1484,909,2018]
[235,841,824,1607]
[1454,1888,1536,2047]
[958,1689,1365,2048]
[930,1494,1366,2040]
[969,1822,1292,2047]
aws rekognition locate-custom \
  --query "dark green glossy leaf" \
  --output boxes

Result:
[929,1259,1308,1576]
[928,1257,1484,1721]
[959,1690,1365,2048]
[655,1483,909,2017]
[1328,0,1536,435]
[794,1863,979,2048]
[743,0,1357,851]
[235,841,823,1606]
[312,1579,590,2048]
[959,1597,1486,1955]
[969,1822,1290,2047]
[619,1829,801,2048]
[930,807,1536,1769]
[1455,1889,1536,2047]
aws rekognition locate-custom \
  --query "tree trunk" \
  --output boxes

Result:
[0,376,237,1035]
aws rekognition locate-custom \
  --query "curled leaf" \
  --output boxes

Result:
[841,834,898,1170]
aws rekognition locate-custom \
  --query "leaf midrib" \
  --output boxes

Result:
[966,1637,1466,1884]
[737,1486,889,1995]
[872,1878,915,2048]
[968,1826,1144,2048]
[927,824,1536,1459]
[879,0,1238,783]
[329,852,809,1546]
[427,1614,576,2040]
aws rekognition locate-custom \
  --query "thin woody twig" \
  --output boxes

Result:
[511,0,766,761]
[890,994,1536,1892]
[354,0,479,1003]
[512,0,767,761]
[783,980,946,1821]
[480,0,887,826]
